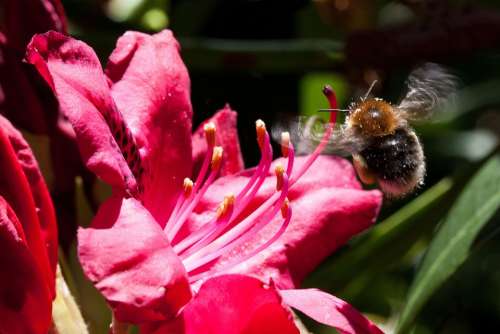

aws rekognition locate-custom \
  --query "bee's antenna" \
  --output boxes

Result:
[318,108,350,113]
[362,80,378,101]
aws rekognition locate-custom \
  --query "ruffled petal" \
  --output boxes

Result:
[78,196,191,323]
[192,105,244,178]
[106,30,193,223]
[0,116,58,279]
[0,118,54,296]
[186,156,382,288]
[142,275,299,334]
[280,289,384,334]
[26,31,137,192]
[0,196,52,334]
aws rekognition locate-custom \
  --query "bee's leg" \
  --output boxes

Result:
[353,155,376,185]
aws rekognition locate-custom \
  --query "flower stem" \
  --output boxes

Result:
[110,314,129,334]
[51,265,89,334]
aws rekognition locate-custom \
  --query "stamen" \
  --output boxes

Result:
[183,178,194,198]
[188,204,292,283]
[204,122,216,147]
[211,146,224,170]
[180,135,293,255]
[184,173,290,275]
[216,194,235,219]
[174,130,273,256]
[165,126,218,231]
[275,165,285,191]
[166,147,224,240]
[281,132,290,158]
[234,131,272,208]
[284,135,295,177]
[164,146,212,231]
[183,172,290,271]
[256,119,266,149]
[175,193,236,257]
[281,198,290,218]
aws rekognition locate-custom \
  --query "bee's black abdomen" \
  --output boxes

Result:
[360,128,425,196]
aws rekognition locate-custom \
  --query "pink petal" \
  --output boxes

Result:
[78,196,191,323]
[142,275,299,334]
[186,156,382,288]
[26,31,137,193]
[0,117,55,296]
[280,289,384,334]
[0,196,52,334]
[0,116,58,281]
[192,105,244,178]
[106,30,193,223]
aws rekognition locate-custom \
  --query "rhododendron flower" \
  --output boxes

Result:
[0,115,58,334]
[27,30,383,333]
[0,0,94,251]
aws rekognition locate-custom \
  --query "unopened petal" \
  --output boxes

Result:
[0,116,58,280]
[0,197,52,334]
[0,117,55,296]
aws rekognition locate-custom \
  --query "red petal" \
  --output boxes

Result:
[186,156,382,288]
[0,117,55,296]
[106,30,193,223]
[280,289,384,334]
[0,196,52,334]
[26,31,137,192]
[143,275,299,334]
[78,196,191,323]
[192,105,244,178]
[3,0,67,53]
[0,116,58,281]
[0,33,56,134]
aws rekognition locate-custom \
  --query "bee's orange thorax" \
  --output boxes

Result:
[349,99,398,137]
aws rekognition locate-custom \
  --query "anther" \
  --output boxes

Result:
[204,122,216,147]
[281,198,290,218]
[281,132,290,158]
[211,146,224,170]
[275,164,285,191]
[216,194,235,219]
[183,178,194,198]
[256,119,266,149]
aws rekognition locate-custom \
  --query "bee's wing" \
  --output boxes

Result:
[397,63,458,122]
[271,116,367,156]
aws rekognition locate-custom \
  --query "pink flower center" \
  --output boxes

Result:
[159,87,337,284]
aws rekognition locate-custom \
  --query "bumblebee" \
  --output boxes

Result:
[278,63,457,197]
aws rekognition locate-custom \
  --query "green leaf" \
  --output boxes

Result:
[396,154,500,334]
[305,177,454,292]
